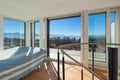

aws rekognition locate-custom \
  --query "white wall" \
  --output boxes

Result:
[25,18,47,49]
[25,21,31,47]
[110,8,120,69]
[116,9,120,69]
[39,18,44,48]
[0,15,3,50]
[40,18,47,50]
[26,20,35,47]
[81,11,88,67]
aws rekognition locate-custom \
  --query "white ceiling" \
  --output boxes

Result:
[0,0,120,20]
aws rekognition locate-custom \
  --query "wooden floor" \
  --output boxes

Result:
[20,61,120,80]
[20,61,58,80]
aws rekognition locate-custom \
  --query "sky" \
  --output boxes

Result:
[50,12,115,37]
[4,12,115,37]
[34,21,40,34]
[50,17,81,36]
[4,18,25,34]
[4,18,40,34]
[88,13,106,36]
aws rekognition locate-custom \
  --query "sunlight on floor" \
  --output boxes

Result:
[20,61,110,80]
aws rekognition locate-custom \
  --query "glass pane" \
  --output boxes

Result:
[49,16,81,62]
[110,12,116,45]
[3,18,25,49]
[88,13,106,62]
[34,21,40,47]
[30,23,33,47]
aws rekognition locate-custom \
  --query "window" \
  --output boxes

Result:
[34,21,40,47]
[3,18,25,49]
[88,13,106,62]
[30,22,33,47]
[49,16,81,61]
[110,12,116,44]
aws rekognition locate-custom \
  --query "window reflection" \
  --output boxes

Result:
[88,13,106,62]
[4,18,25,49]
[34,21,40,47]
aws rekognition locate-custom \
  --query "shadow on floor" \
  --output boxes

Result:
[20,61,58,80]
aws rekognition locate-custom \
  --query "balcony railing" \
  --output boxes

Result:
[57,49,103,80]
[55,43,120,80]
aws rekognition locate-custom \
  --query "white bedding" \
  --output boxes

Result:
[0,46,47,80]
[0,47,19,60]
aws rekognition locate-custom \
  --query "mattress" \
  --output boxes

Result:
[0,46,47,80]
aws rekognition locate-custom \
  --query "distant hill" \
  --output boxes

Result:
[50,34,105,40]
[4,33,40,38]
[50,34,80,40]
[4,33,105,40]
[4,32,39,38]
[4,33,24,38]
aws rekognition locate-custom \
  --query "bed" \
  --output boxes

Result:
[0,46,47,80]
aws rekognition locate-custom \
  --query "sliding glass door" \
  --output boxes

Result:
[49,16,81,62]
[88,13,106,62]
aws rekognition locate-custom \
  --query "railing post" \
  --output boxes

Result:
[81,68,83,80]
[62,52,65,80]
[57,49,60,80]
[92,44,94,80]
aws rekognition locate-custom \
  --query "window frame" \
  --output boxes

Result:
[47,15,81,58]
[34,21,40,47]
[3,17,26,49]
[88,12,107,62]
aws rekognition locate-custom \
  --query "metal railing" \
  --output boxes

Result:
[58,49,103,80]
[56,43,120,80]
[57,43,120,48]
